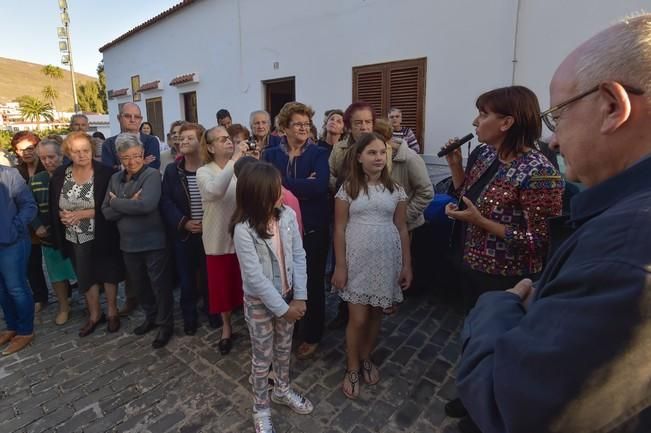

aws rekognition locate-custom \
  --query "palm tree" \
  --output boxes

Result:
[42,85,59,108]
[41,64,64,80]
[19,96,54,127]
[41,65,64,118]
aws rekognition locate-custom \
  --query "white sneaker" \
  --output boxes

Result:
[252,409,275,433]
[271,388,314,414]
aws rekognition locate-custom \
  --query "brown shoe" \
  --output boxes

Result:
[78,314,106,337]
[107,316,121,333]
[2,334,34,355]
[118,298,138,317]
[0,331,17,346]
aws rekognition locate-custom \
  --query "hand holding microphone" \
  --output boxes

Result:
[437,133,474,165]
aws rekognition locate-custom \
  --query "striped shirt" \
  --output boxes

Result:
[392,127,420,153]
[185,171,203,220]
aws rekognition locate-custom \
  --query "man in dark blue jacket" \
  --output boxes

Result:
[102,102,160,171]
[456,14,651,433]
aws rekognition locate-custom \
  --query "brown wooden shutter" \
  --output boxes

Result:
[353,58,427,152]
[145,97,164,141]
[353,66,385,120]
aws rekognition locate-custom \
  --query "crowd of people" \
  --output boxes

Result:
[2,13,651,433]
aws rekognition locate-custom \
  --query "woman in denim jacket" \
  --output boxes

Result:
[230,162,312,433]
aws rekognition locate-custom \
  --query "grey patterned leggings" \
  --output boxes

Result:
[244,295,294,411]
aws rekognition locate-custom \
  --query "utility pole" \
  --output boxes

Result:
[57,0,80,113]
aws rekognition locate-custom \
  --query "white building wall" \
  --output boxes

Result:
[102,0,649,155]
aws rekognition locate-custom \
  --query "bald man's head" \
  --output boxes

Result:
[548,14,651,187]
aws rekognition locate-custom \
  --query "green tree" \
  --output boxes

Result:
[41,64,64,118]
[19,96,54,127]
[41,64,64,80]
[42,85,59,106]
[97,61,108,113]
[77,81,105,113]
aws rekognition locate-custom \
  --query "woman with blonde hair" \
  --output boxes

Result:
[197,126,246,354]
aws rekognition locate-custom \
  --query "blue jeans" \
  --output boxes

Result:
[0,238,34,335]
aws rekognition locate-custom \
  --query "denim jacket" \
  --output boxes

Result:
[233,206,307,317]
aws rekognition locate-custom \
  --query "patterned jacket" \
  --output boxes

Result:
[454,145,564,276]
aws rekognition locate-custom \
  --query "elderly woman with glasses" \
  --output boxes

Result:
[441,85,564,432]
[102,133,174,349]
[197,126,247,355]
[50,132,124,337]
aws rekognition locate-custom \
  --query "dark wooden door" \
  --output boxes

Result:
[145,97,164,141]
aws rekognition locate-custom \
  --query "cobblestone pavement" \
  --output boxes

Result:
[0,290,465,433]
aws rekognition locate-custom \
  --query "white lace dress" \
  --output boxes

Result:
[335,183,407,308]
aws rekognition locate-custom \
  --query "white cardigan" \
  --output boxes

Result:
[196,160,237,255]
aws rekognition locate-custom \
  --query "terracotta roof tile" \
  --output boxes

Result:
[99,0,199,53]
[138,80,160,92]
[169,73,197,86]
[108,88,129,99]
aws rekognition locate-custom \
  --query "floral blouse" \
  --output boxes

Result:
[59,166,95,244]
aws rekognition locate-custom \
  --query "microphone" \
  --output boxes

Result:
[437,133,474,157]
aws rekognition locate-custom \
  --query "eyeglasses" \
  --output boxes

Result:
[119,154,143,162]
[541,83,645,132]
[290,122,311,130]
[16,145,35,153]
[121,114,143,120]
[213,136,232,144]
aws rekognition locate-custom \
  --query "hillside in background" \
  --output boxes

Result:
[0,57,97,110]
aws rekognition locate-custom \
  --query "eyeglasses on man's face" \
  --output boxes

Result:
[541,83,645,132]
[121,114,143,121]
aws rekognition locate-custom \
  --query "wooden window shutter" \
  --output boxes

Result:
[353,58,427,152]
[353,66,385,120]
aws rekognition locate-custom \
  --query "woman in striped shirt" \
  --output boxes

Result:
[160,122,210,336]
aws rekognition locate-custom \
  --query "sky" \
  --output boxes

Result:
[0,0,180,77]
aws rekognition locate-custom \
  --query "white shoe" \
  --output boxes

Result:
[252,409,275,433]
[271,388,313,414]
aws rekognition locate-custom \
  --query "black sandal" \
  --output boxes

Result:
[342,369,360,399]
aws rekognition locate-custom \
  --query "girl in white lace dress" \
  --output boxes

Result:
[332,132,412,399]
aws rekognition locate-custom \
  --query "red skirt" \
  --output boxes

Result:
[206,254,243,314]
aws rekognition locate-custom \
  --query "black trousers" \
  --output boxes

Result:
[301,227,329,344]
[174,234,207,324]
[28,243,48,304]
[123,248,174,328]
[453,260,527,312]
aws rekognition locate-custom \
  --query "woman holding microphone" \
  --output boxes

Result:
[442,86,564,433]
